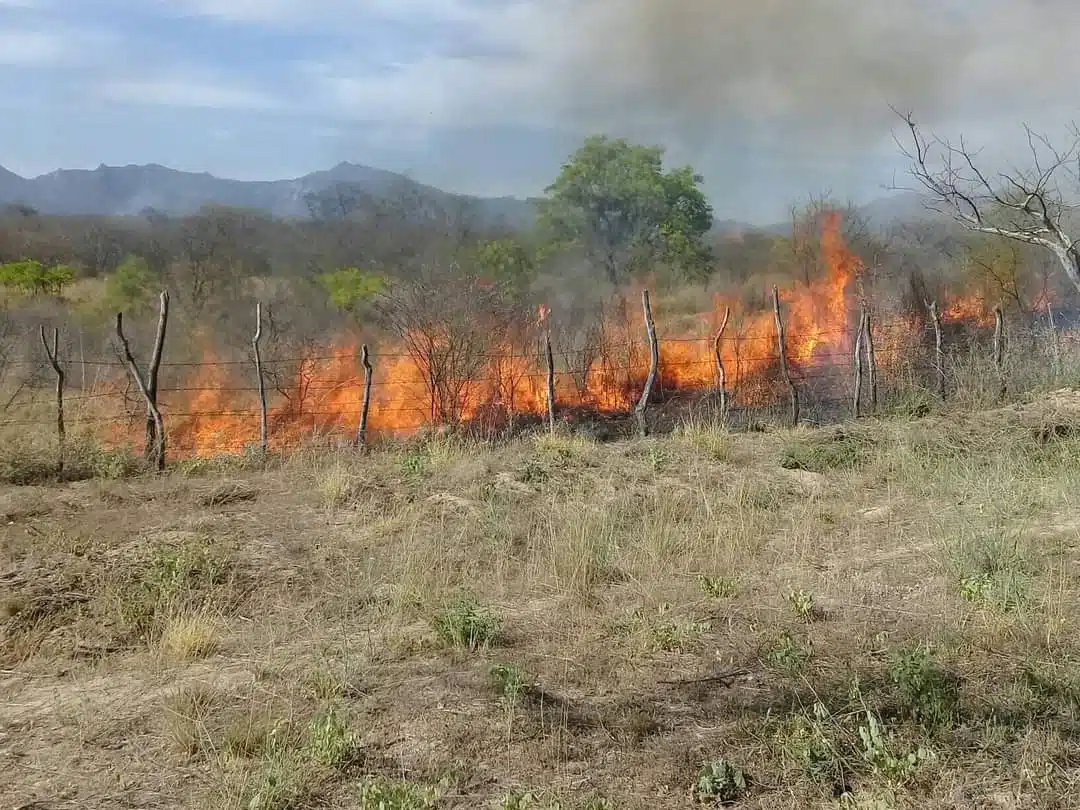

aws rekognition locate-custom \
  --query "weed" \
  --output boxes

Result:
[307,706,360,768]
[779,430,871,473]
[775,702,842,786]
[158,610,220,660]
[953,533,1032,613]
[887,645,960,731]
[652,616,711,652]
[244,722,310,810]
[787,589,818,622]
[698,574,739,598]
[490,663,530,705]
[356,777,439,809]
[766,631,814,676]
[432,595,501,650]
[402,449,428,476]
[115,539,235,640]
[305,667,345,701]
[162,683,218,757]
[858,712,935,785]
[694,759,750,804]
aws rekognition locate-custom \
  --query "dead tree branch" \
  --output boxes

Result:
[894,109,1080,296]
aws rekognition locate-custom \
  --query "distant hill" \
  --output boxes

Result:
[0,161,540,230]
[0,160,949,237]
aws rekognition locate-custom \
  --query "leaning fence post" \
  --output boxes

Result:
[772,285,799,426]
[253,302,269,457]
[356,344,373,448]
[633,289,660,437]
[713,306,731,424]
[928,300,945,401]
[853,308,865,418]
[39,326,65,475]
[993,304,1006,401]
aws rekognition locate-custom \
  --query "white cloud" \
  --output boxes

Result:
[0,29,66,64]
[100,74,283,110]
[155,0,487,27]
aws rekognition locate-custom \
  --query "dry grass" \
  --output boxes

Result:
[4,392,1080,808]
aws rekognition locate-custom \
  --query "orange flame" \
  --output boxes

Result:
[93,210,996,457]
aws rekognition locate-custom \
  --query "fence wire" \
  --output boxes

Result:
[0,318,1074,456]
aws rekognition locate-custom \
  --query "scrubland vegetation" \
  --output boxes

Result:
[4,126,1080,808]
[5,394,1080,808]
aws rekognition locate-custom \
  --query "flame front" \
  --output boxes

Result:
[104,211,993,456]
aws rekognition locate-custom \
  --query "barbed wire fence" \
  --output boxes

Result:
[0,291,1076,466]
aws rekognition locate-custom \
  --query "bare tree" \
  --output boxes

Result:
[373,265,523,426]
[896,110,1080,296]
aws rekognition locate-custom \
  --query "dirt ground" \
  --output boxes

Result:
[4,393,1080,809]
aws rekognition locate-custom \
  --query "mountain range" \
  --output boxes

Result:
[0,161,934,233]
[0,161,542,231]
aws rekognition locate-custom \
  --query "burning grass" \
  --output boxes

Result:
[4,393,1080,808]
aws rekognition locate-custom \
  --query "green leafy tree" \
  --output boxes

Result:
[319,267,388,317]
[471,237,535,290]
[537,135,714,283]
[0,260,75,295]
[102,255,156,314]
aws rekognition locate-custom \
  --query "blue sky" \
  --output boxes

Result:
[2,0,1079,223]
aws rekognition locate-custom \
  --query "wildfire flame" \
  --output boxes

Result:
[97,210,1000,457]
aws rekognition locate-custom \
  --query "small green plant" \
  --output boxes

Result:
[858,712,935,785]
[694,759,749,804]
[245,722,309,810]
[766,632,814,675]
[787,589,818,622]
[305,667,345,701]
[776,702,841,785]
[307,707,360,768]
[499,791,548,810]
[887,645,960,731]
[779,430,870,472]
[116,540,234,639]
[357,777,439,809]
[433,596,501,650]
[652,617,712,651]
[402,448,428,476]
[490,663,530,705]
[698,574,739,599]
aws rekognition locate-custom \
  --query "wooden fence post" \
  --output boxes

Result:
[115,290,169,471]
[928,300,945,401]
[544,328,556,433]
[39,326,65,475]
[634,289,659,437]
[1048,303,1062,381]
[713,306,731,424]
[864,309,877,413]
[853,309,865,418]
[772,285,799,426]
[253,302,268,457]
[993,305,1006,401]
[356,344,373,448]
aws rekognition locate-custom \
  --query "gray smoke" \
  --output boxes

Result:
[535,0,1080,153]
